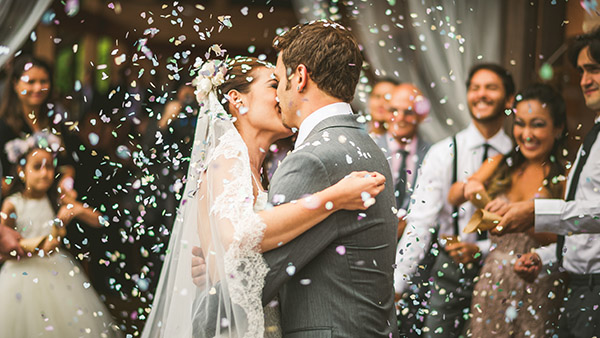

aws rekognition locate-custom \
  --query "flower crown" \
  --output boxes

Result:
[5,131,62,164]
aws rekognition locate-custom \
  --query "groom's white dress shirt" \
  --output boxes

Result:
[394,123,512,294]
[534,117,600,274]
[294,102,353,148]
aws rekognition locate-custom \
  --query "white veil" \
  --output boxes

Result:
[142,58,269,338]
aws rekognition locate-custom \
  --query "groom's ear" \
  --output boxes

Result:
[296,64,309,93]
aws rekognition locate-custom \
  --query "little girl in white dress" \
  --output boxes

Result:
[0,133,122,337]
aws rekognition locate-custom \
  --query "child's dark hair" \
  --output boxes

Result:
[487,84,567,199]
[7,148,61,213]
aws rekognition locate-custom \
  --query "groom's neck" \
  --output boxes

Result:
[294,93,343,127]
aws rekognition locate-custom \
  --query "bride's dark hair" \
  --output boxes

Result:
[217,56,272,113]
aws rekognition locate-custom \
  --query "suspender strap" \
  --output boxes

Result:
[452,135,459,236]
[556,122,600,265]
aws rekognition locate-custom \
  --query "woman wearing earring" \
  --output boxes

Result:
[448,84,567,336]
[142,55,386,338]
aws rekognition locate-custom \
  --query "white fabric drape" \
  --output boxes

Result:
[292,0,503,142]
[0,0,52,68]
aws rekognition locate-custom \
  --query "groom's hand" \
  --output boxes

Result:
[191,246,207,288]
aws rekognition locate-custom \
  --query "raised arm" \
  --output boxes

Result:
[535,198,600,234]
[258,170,385,252]
[57,192,104,228]
[447,154,503,206]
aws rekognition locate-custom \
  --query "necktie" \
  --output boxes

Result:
[481,143,490,163]
[478,143,491,240]
[395,149,409,209]
[557,122,600,263]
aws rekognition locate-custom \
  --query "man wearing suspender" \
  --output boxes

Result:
[497,29,600,337]
[394,64,514,337]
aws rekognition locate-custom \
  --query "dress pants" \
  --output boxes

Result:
[423,249,479,338]
[558,275,600,337]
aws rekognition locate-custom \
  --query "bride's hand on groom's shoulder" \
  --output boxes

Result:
[191,246,207,288]
[331,171,386,211]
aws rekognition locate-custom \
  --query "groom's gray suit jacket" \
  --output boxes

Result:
[263,114,399,338]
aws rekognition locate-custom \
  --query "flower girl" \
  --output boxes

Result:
[0,131,122,337]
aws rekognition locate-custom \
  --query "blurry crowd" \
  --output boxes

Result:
[0,24,599,337]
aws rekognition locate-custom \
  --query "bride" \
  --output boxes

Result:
[141,54,386,338]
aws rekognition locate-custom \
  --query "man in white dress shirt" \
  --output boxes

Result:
[394,64,514,337]
[497,28,600,337]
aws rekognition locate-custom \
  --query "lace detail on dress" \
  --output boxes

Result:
[208,128,269,338]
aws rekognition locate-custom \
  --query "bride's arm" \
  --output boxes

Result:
[258,171,385,252]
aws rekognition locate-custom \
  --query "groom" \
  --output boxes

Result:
[263,21,399,337]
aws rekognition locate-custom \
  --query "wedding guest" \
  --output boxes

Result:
[373,83,430,335]
[498,28,600,337]
[0,132,121,337]
[0,54,75,198]
[368,78,399,135]
[394,63,514,337]
[448,84,566,336]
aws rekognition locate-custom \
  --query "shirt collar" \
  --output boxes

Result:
[465,122,512,153]
[294,102,353,148]
[385,132,418,155]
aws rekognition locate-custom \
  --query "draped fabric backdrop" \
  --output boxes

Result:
[292,0,503,142]
[0,0,52,68]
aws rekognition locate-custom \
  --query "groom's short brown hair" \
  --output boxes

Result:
[273,20,363,103]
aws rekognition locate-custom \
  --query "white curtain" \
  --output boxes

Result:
[0,0,52,68]
[292,0,503,142]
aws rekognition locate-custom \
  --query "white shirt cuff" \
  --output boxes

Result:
[534,243,557,266]
[534,199,563,233]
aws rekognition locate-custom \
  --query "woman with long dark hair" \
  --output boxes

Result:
[0,54,74,197]
[448,84,567,336]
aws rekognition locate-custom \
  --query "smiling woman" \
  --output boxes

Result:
[0,54,76,198]
[0,55,54,191]
[448,83,568,337]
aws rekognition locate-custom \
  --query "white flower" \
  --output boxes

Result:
[200,61,215,76]
[195,77,212,102]
[211,71,225,87]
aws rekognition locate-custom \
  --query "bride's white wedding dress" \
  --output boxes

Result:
[141,90,282,338]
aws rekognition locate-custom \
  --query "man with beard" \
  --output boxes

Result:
[394,64,514,337]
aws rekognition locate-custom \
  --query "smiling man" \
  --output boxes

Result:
[394,64,514,337]
[497,28,600,337]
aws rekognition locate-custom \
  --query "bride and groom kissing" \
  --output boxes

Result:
[143,20,400,338]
